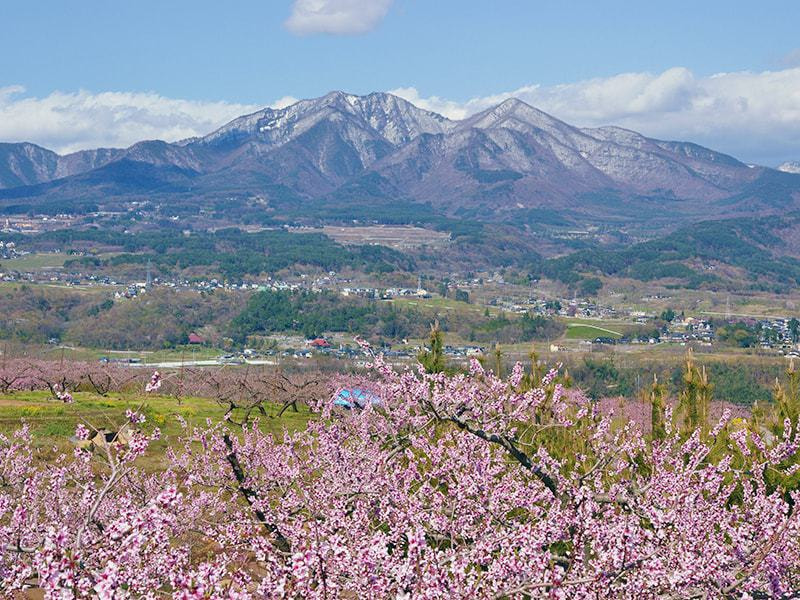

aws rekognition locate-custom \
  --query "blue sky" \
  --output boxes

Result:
[2,0,800,164]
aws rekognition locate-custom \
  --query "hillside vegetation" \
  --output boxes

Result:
[541,215,800,292]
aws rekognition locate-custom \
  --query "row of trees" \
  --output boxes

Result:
[0,358,326,416]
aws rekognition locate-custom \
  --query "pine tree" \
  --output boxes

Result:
[774,358,800,426]
[528,346,542,388]
[678,350,712,435]
[644,373,667,440]
[493,343,503,377]
[418,321,446,374]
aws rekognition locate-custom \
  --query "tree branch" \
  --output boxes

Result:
[222,433,291,555]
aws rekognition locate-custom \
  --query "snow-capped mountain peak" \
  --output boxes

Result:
[460,97,570,134]
[200,91,454,149]
[2,90,798,224]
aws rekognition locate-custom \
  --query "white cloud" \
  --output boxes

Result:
[3,65,800,165]
[284,0,394,35]
[0,87,270,154]
[270,95,300,109]
[391,66,800,166]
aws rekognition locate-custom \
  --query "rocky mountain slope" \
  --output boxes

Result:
[1,91,798,226]
[0,143,123,189]
[779,161,800,175]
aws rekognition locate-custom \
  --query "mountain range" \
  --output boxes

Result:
[2,91,799,227]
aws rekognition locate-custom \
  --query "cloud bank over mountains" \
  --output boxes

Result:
[0,86,261,155]
[391,67,800,166]
[2,65,800,165]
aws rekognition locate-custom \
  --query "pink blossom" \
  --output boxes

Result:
[145,370,162,393]
[0,358,796,597]
[74,423,90,441]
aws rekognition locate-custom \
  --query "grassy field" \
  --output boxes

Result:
[565,323,624,339]
[392,296,507,318]
[2,252,68,270]
[0,281,116,298]
[3,251,122,272]
[0,390,312,469]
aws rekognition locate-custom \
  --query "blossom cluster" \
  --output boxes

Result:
[0,357,798,597]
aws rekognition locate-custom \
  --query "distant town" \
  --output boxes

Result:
[4,231,800,367]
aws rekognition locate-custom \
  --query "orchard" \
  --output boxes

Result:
[0,350,798,598]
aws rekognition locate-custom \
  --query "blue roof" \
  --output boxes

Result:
[334,388,382,409]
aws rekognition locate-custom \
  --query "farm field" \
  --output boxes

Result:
[2,251,122,271]
[392,295,508,318]
[2,252,68,270]
[320,225,451,249]
[555,316,647,340]
[564,323,623,339]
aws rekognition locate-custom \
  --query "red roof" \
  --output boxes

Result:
[188,333,205,344]
[310,338,330,347]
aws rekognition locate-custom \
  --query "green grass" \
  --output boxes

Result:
[0,390,312,469]
[565,324,623,340]
[2,251,122,272]
[2,252,68,270]
[0,281,115,299]
[392,296,507,317]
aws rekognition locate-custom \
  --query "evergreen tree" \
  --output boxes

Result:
[773,358,800,427]
[678,350,712,435]
[418,321,446,374]
[493,343,503,377]
[644,374,667,440]
[789,318,800,343]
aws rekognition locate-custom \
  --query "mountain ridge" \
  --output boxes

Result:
[1,91,798,226]
[779,161,800,174]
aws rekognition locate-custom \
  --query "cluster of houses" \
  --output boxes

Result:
[1,215,76,234]
[661,316,715,344]
[443,345,486,358]
[340,287,379,299]
[660,316,799,354]
[485,295,621,320]
[0,240,21,262]
[224,340,379,363]
[753,317,800,355]
[339,286,432,300]
[0,256,308,296]
[380,286,431,299]
[114,283,149,299]
[216,338,488,365]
